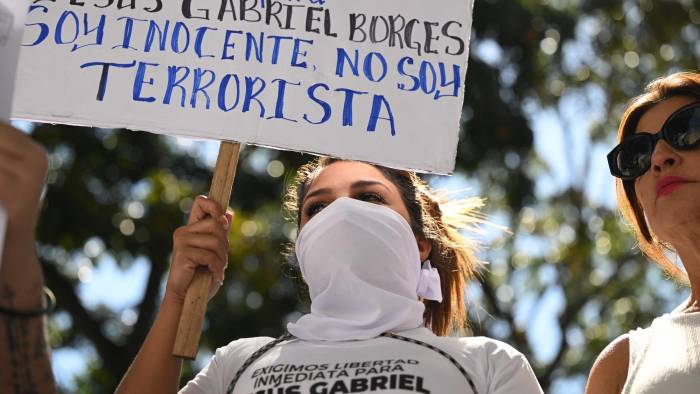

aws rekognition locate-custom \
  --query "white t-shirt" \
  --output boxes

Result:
[622,311,700,393]
[180,327,543,394]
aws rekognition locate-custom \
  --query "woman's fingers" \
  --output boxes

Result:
[180,233,229,266]
[187,195,226,225]
[179,246,226,284]
[181,218,230,260]
[187,216,230,236]
[0,124,37,153]
[167,195,234,302]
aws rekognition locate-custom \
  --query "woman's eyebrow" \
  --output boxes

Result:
[304,187,333,201]
[305,180,390,201]
[350,180,391,192]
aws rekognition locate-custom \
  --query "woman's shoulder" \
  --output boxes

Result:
[403,329,543,393]
[400,328,530,362]
[180,336,277,394]
[450,336,543,393]
[585,333,630,394]
[214,335,277,358]
[425,332,530,361]
[456,336,528,357]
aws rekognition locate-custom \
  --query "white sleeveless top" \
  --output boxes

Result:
[622,311,700,393]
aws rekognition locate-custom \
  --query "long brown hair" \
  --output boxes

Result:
[614,71,700,283]
[283,157,484,336]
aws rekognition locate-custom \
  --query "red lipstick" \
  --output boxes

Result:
[656,176,691,198]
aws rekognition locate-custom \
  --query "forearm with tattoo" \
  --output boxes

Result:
[0,284,57,394]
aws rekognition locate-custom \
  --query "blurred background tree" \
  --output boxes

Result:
[24,0,699,392]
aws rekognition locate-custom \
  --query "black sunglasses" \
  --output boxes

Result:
[607,101,700,180]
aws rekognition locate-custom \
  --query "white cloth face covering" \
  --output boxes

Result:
[287,197,442,341]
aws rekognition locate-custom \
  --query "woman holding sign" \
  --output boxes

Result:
[118,158,543,393]
[586,71,700,393]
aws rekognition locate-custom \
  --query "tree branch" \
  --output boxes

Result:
[477,275,533,357]
[42,260,120,364]
[125,253,167,357]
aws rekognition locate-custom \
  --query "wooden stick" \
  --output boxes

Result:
[173,141,241,359]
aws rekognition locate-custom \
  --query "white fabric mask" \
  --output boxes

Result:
[287,197,442,341]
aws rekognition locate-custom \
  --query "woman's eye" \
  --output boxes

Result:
[304,202,326,218]
[358,192,385,204]
[304,193,384,218]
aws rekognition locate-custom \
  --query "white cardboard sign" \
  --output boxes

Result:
[13,0,473,174]
[0,0,27,121]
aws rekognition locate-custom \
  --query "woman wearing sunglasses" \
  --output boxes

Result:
[586,71,700,393]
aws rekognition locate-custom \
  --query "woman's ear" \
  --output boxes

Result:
[417,237,432,262]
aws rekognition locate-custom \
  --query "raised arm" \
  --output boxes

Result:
[0,123,56,393]
[116,196,232,394]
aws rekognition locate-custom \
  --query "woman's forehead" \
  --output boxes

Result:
[636,96,697,134]
[307,161,395,192]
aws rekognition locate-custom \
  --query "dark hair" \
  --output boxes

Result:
[283,157,484,336]
[615,71,700,283]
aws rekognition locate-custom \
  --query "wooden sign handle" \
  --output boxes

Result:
[173,141,241,359]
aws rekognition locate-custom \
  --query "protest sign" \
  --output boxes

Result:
[13,0,473,174]
[0,0,27,121]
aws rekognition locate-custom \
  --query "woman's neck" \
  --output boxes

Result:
[672,224,700,311]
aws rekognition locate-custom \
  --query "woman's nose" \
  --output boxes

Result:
[650,139,682,174]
